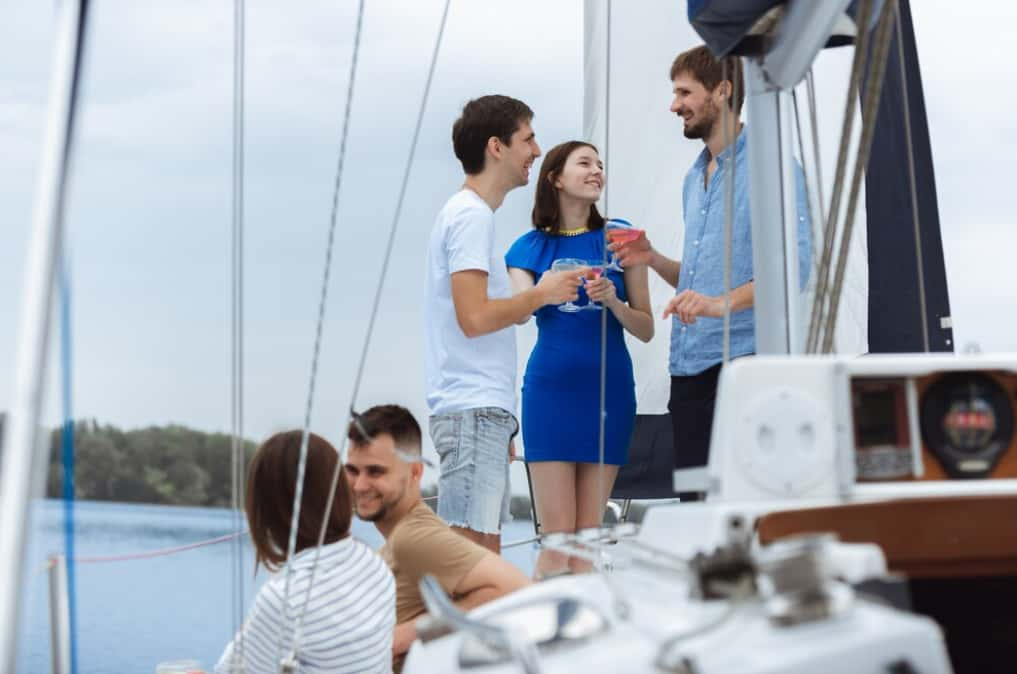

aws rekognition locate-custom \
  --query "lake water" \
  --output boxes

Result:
[18,500,539,673]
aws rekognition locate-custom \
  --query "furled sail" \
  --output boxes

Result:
[864,0,954,353]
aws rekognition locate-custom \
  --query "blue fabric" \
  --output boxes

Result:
[429,407,515,533]
[669,126,812,376]
[505,229,635,465]
[59,258,79,674]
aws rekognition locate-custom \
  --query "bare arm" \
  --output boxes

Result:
[647,248,682,289]
[453,551,530,605]
[586,267,654,343]
[392,553,530,655]
[451,269,579,338]
[724,280,754,313]
[617,265,655,342]
[507,267,538,325]
[610,234,681,288]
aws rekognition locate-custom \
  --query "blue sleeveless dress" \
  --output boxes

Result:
[505,229,636,465]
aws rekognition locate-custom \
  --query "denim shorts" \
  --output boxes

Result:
[429,407,518,534]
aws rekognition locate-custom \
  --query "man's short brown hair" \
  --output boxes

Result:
[670,45,744,114]
[348,404,422,453]
[452,95,534,175]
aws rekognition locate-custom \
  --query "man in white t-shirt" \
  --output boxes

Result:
[424,95,581,553]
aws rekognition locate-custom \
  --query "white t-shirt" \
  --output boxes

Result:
[425,189,517,416]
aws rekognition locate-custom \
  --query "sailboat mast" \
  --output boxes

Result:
[744,64,803,354]
[0,1,90,670]
[742,0,853,355]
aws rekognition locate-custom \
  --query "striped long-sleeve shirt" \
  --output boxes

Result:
[216,537,395,674]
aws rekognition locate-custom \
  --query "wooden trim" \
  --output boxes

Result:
[757,495,1017,578]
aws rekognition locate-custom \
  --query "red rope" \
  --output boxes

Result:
[73,530,247,564]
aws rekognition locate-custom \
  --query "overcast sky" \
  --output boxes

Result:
[2,1,1015,484]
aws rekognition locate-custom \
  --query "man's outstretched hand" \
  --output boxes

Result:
[662,289,723,324]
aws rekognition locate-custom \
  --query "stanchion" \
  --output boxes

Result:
[47,555,71,674]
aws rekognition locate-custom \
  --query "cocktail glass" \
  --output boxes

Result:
[582,260,605,311]
[605,218,645,272]
[550,258,585,313]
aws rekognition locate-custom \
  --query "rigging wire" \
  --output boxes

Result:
[720,59,735,365]
[597,0,611,521]
[822,0,899,353]
[283,0,453,666]
[229,0,247,670]
[276,0,369,667]
[806,0,875,353]
[894,0,931,353]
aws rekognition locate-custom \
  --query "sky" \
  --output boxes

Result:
[2,1,1016,489]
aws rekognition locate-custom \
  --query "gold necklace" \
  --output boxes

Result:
[558,225,590,237]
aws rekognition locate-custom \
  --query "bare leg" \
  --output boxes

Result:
[451,526,501,554]
[570,463,620,574]
[528,462,577,579]
[575,462,620,529]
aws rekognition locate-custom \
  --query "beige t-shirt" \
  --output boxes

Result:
[382,500,488,623]
[381,500,487,670]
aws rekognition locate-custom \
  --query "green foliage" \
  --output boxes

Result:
[3,413,548,519]
[39,417,256,508]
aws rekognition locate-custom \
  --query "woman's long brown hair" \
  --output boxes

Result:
[531,140,606,235]
[245,430,352,572]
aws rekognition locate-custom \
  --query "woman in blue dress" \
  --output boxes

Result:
[506,141,653,569]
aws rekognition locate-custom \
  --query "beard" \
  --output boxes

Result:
[354,490,403,522]
[683,100,719,140]
[355,502,388,522]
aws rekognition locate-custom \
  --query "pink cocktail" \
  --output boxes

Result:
[606,228,644,245]
[582,261,605,311]
[604,218,642,271]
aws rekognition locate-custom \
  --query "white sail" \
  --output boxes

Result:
[583,0,698,414]
[583,2,869,418]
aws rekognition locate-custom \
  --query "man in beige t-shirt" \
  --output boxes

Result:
[345,405,530,671]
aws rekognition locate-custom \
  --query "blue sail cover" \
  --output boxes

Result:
[688,0,863,57]
[687,0,783,56]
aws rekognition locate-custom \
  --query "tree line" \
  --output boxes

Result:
[0,413,540,519]
[1,413,256,508]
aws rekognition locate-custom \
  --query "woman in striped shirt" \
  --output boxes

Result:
[216,430,396,674]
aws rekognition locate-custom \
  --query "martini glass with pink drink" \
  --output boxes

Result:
[605,218,645,272]
[582,260,605,311]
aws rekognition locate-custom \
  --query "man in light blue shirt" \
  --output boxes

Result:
[613,46,810,494]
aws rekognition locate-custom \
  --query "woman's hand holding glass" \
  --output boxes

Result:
[584,272,618,309]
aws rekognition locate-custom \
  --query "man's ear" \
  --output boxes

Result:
[717,80,732,105]
[411,462,424,481]
[486,135,502,162]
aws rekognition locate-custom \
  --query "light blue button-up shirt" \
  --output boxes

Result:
[669,127,811,376]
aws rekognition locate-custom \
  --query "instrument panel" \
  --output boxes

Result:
[850,370,1017,481]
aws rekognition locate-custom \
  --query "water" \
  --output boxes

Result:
[18,500,538,673]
